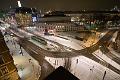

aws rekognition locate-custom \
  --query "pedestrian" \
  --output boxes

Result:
[11,52,14,56]
[55,60,56,65]
[90,68,93,72]
[19,50,23,56]
[20,44,22,50]
[20,67,24,71]
[10,40,12,43]
[102,71,106,80]
[6,40,9,43]
[21,51,24,56]
[28,59,31,63]
[92,66,94,69]
[74,72,75,75]
[76,59,78,64]
[90,66,94,72]
[13,42,16,48]
[49,59,50,61]
[19,50,21,54]
[57,60,58,65]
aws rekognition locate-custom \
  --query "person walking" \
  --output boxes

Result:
[76,59,78,64]
[28,59,32,63]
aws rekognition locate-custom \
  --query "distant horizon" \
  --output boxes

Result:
[0,0,120,12]
[0,6,120,12]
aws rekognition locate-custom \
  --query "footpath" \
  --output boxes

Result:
[4,34,41,80]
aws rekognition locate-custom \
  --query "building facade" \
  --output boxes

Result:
[36,22,84,32]
[0,31,20,80]
[15,13,32,26]
[6,7,38,27]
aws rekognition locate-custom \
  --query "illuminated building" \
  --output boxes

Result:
[36,22,84,32]
[6,7,38,27]
[15,13,32,27]
[0,31,20,80]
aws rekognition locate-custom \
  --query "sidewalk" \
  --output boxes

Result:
[70,56,120,80]
[4,34,41,80]
[44,54,120,80]
[93,49,120,70]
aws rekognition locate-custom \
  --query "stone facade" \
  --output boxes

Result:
[0,31,20,80]
[15,13,32,26]
[36,23,84,32]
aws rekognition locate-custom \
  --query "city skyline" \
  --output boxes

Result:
[0,0,120,80]
[0,0,120,11]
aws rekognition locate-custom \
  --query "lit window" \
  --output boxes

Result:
[0,66,9,75]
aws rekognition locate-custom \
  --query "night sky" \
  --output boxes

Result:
[0,0,120,11]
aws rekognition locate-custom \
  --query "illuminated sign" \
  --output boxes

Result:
[17,1,22,7]
[32,17,37,22]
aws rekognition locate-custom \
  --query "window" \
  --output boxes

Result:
[0,55,4,65]
[4,77,11,80]
[1,66,9,75]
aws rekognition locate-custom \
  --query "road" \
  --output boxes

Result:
[2,20,120,79]
[100,45,120,65]
[18,38,55,80]
[13,30,120,77]
[8,26,120,79]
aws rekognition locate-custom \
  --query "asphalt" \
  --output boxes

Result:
[9,28,120,79]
